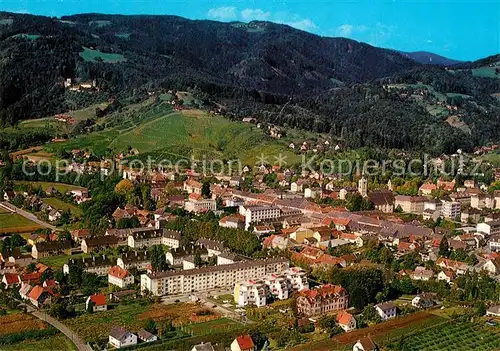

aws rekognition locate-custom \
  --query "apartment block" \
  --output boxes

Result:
[234,280,267,307]
[239,205,281,229]
[441,201,461,220]
[394,196,426,214]
[140,258,289,296]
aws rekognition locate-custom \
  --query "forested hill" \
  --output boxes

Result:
[0,12,499,155]
[0,11,417,124]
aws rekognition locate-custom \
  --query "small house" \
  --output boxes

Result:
[137,329,157,343]
[375,301,396,320]
[86,293,107,312]
[109,326,137,349]
[231,335,255,351]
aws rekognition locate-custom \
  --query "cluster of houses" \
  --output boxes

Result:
[4,152,500,350]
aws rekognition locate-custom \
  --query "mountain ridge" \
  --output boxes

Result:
[0,11,499,156]
[397,50,463,66]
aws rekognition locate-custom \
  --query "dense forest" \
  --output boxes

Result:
[0,11,499,155]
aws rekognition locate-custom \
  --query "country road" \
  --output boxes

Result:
[31,310,91,351]
[0,201,60,231]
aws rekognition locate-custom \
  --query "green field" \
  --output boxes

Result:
[446,93,472,99]
[42,198,83,216]
[0,213,39,230]
[470,66,500,78]
[19,117,54,129]
[14,181,86,193]
[453,62,500,79]
[1,334,77,351]
[11,33,40,41]
[79,47,125,63]
[182,318,242,336]
[39,253,88,268]
[45,101,301,165]
[396,320,500,351]
[479,152,500,166]
[115,33,131,39]
[64,303,150,342]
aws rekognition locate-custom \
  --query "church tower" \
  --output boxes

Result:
[358,176,368,197]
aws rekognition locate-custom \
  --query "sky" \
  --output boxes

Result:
[1,0,499,61]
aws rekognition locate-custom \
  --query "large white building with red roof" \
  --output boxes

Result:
[108,266,134,288]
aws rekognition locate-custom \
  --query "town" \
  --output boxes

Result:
[1,148,500,351]
[1,5,500,351]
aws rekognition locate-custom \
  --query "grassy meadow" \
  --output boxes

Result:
[44,100,302,165]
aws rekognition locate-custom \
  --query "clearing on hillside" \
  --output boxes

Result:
[79,47,126,63]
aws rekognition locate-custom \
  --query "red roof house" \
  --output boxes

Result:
[231,335,255,351]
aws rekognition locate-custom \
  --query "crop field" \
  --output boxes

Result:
[398,320,500,351]
[445,115,471,134]
[9,146,44,159]
[0,313,49,336]
[14,181,86,193]
[64,302,222,342]
[0,213,41,232]
[79,47,125,63]
[42,198,83,216]
[288,311,448,351]
[182,318,242,336]
[1,334,76,351]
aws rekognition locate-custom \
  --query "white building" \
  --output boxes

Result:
[488,236,500,252]
[125,228,181,249]
[109,327,137,349]
[185,197,217,213]
[375,301,396,320]
[264,274,289,300]
[283,267,309,291]
[234,280,267,307]
[217,251,240,266]
[477,220,500,236]
[141,258,289,296]
[304,187,322,199]
[117,251,150,271]
[441,201,461,220]
[358,177,367,197]
[108,266,134,288]
[239,205,281,229]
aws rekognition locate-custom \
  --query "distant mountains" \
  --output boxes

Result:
[397,51,463,66]
[0,12,498,156]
